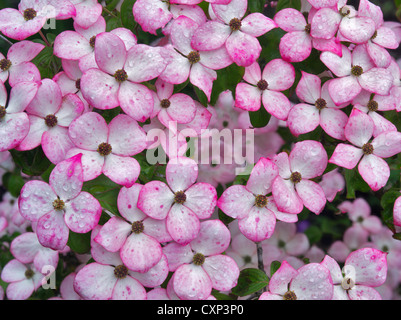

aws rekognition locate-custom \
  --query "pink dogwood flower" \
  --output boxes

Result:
[0,0,75,40]
[0,40,44,87]
[321,248,387,300]
[66,112,147,186]
[133,0,207,36]
[338,198,382,234]
[259,261,333,300]
[70,0,103,29]
[357,0,399,68]
[319,169,345,202]
[235,59,295,120]
[320,44,394,106]
[10,232,59,275]
[150,78,196,130]
[191,0,276,66]
[287,72,348,139]
[1,259,44,300]
[138,156,217,245]
[18,154,102,250]
[329,108,401,191]
[218,157,298,242]
[94,184,172,273]
[272,140,328,215]
[274,8,342,63]
[80,32,166,122]
[159,16,233,101]
[0,80,37,152]
[15,79,84,164]
[393,193,401,227]
[164,220,239,300]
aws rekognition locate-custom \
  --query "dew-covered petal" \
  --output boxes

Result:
[358,154,390,191]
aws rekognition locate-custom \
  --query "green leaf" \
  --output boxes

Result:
[293,49,327,75]
[344,168,371,199]
[249,106,271,128]
[120,0,137,31]
[393,232,401,241]
[210,64,245,106]
[231,268,269,297]
[270,261,281,277]
[276,0,302,11]
[259,28,286,64]
[194,85,209,107]
[381,188,400,232]
[2,172,25,198]
[10,147,52,176]
[304,225,323,244]
[31,46,61,79]
[67,230,91,254]
[211,289,237,300]
[218,208,235,226]
[248,0,266,13]
[82,175,121,215]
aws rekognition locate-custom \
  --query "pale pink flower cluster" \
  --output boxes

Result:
[0,0,399,301]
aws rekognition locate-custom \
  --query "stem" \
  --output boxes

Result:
[0,34,13,46]
[39,30,50,47]
[256,242,265,273]
[103,7,117,18]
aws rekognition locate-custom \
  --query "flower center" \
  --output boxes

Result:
[304,23,311,34]
[131,221,144,234]
[243,255,252,264]
[367,100,378,112]
[114,265,129,279]
[25,269,35,279]
[160,98,171,109]
[255,195,268,208]
[97,142,112,156]
[187,51,200,64]
[341,277,355,290]
[193,253,205,266]
[53,199,65,211]
[351,65,363,77]
[257,79,268,91]
[229,18,242,31]
[371,30,377,40]
[114,69,128,82]
[23,8,37,21]
[290,171,302,184]
[44,114,58,128]
[75,79,81,90]
[283,290,297,300]
[362,143,374,155]
[0,59,12,71]
[174,191,186,204]
[315,98,327,110]
[89,36,96,48]
[0,106,6,119]
[340,6,351,17]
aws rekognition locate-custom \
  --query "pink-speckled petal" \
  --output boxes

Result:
[68,112,108,151]
[339,16,376,44]
[73,0,103,29]
[117,184,147,223]
[358,68,393,96]
[241,13,277,37]
[133,0,172,35]
[274,8,306,32]
[268,260,298,295]
[203,255,239,291]
[371,131,401,158]
[348,285,382,300]
[166,204,200,245]
[295,179,327,215]
[320,107,348,140]
[0,112,30,152]
[111,276,147,300]
[393,196,401,227]
[272,176,303,214]
[291,263,333,300]
[296,71,321,104]
[166,156,198,192]
[53,31,92,60]
[358,154,390,191]
[190,220,231,256]
[328,76,361,106]
[120,233,162,273]
[262,89,291,121]
[49,153,83,200]
[36,210,69,251]
[137,181,174,220]
[263,59,295,91]
[320,45,351,77]
[238,206,276,242]
[18,180,56,222]
[226,31,261,67]
[130,254,169,288]
[289,140,328,179]
[246,157,279,195]
[173,264,212,300]
[94,216,131,252]
[329,143,363,169]
[235,82,262,111]
[191,20,230,51]
[217,185,255,220]
[102,154,141,188]
[311,8,341,39]
[65,148,104,182]
[212,0,247,24]
[80,69,119,110]
[184,183,217,220]
[118,81,154,122]
[279,31,312,63]
[64,191,101,233]
[190,62,217,102]
[344,108,374,147]
[345,247,387,287]
[73,263,115,300]
[94,33,126,75]
[287,103,320,137]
